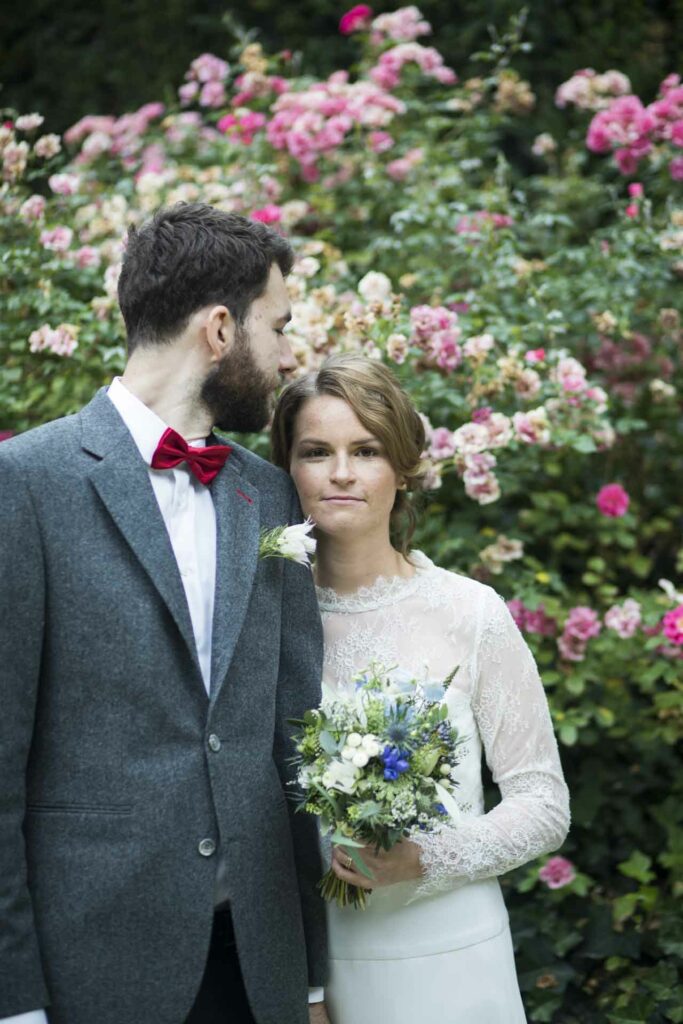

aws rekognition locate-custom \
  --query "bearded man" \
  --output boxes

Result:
[0,203,329,1024]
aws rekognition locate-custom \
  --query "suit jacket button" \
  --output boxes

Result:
[198,838,216,857]
[208,734,221,752]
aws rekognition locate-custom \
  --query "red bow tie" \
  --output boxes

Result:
[151,427,232,485]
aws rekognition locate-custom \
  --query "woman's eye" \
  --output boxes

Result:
[357,447,380,457]
[302,448,327,458]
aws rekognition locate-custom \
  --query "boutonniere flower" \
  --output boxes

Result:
[259,518,317,568]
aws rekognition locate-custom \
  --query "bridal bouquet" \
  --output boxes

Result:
[290,663,462,908]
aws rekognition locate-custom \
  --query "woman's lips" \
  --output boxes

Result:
[322,496,363,503]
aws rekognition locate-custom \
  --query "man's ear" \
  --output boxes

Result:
[204,305,235,363]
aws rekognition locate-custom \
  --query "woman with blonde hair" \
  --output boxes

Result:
[272,353,569,1024]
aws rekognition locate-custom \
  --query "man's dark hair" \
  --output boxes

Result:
[117,202,294,352]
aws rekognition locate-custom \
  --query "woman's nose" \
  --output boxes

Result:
[329,454,355,483]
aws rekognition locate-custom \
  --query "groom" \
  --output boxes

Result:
[0,204,329,1023]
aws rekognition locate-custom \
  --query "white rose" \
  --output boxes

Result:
[347,733,362,748]
[357,271,392,304]
[352,751,369,768]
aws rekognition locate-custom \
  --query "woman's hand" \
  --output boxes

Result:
[331,839,424,889]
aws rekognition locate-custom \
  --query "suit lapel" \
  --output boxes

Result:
[81,391,203,689]
[209,454,260,702]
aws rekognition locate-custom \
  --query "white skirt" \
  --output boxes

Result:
[325,879,526,1024]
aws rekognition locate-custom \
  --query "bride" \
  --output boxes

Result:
[271,354,570,1024]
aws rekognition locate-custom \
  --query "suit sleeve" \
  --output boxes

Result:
[0,452,51,1016]
[273,487,328,989]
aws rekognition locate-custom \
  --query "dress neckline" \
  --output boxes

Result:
[316,550,434,614]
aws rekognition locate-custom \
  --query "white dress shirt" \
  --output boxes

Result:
[3,381,321,1023]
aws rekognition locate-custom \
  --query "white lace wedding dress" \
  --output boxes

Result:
[318,552,570,1024]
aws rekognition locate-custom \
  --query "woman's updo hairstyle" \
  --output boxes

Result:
[271,354,429,557]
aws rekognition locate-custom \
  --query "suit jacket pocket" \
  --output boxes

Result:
[26,802,133,816]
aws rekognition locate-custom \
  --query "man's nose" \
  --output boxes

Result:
[278,335,298,374]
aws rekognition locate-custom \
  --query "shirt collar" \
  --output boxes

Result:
[107,377,206,466]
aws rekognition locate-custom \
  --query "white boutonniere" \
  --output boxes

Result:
[259,518,317,568]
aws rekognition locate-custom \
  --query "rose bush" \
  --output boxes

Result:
[1,7,681,1020]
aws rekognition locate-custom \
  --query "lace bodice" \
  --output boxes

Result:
[317,552,570,898]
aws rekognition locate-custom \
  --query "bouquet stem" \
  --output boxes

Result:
[318,868,369,909]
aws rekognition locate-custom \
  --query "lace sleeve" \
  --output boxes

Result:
[412,589,570,898]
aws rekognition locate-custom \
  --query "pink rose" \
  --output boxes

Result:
[605,599,641,638]
[539,856,576,889]
[662,606,683,646]
[19,194,46,222]
[39,226,73,251]
[428,427,456,461]
[73,246,101,269]
[199,81,226,108]
[670,156,683,181]
[339,4,373,35]
[525,347,546,363]
[368,130,394,153]
[178,81,199,106]
[564,606,602,642]
[625,202,639,218]
[251,205,282,224]
[596,483,630,517]
[628,182,644,197]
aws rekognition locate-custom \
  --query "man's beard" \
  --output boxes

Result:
[200,325,278,433]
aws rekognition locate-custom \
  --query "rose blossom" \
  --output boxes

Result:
[178,81,199,105]
[19,194,46,222]
[565,606,602,642]
[539,856,576,889]
[596,483,630,517]
[199,81,226,108]
[452,422,489,455]
[484,412,512,449]
[33,133,62,159]
[525,347,546,363]
[605,599,641,638]
[39,226,73,251]
[49,172,81,195]
[368,130,394,153]
[73,246,101,269]
[513,408,551,446]
[15,113,44,132]
[428,427,456,461]
[558,606,601,662]
[339,4,373,35]
[662,606,683,646]
[386,333,409,364]
[463,333,494,359]
[28,322,79,357]
[251,204,282,224]
[358,271,392,304]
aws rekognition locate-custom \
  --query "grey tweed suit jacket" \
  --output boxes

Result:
[0,389,327,1023]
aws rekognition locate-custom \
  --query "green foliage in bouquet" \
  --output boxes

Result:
[1,5,681,1018]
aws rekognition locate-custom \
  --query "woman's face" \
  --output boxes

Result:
[290,395,403,541]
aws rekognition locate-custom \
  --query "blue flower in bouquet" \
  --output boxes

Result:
[384,707,414,745]
[422,679,447,702]
[382,746,411,781]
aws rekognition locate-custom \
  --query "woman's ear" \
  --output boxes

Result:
[204,305,234,362]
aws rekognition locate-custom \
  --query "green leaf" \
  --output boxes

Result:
[618,850,655,884]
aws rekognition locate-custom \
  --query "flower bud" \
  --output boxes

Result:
[352,751,369,768]
[347,733,362,747]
